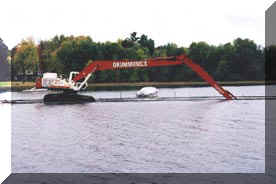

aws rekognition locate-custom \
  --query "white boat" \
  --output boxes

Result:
[136,87,159,98]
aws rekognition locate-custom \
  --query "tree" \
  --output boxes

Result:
[232,38,262,80]
[130,32,139,42]
[56,36,97,75]
[121,38,135,48]
[215,60,231,80]
[121,32,155,57]
[13,38,39,80]
[188,42,212,68]
[138,34,155,56]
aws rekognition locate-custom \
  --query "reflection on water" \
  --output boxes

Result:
[5,85,266,173]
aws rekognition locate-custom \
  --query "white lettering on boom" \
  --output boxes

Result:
[113,61,148,68]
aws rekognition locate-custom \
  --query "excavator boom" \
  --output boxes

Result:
[71,54,236,100]
[72,56,183,82]
[37,54,236,101]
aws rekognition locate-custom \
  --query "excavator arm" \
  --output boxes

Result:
[72,54,236,100]
[72,56,182,82]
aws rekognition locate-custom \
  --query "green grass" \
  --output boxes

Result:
[0,81,11,87]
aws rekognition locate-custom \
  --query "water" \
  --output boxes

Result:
[1,86,266,173]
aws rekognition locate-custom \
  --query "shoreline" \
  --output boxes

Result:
[0,81,273,91]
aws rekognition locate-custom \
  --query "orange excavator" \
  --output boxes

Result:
[36,54,236,104]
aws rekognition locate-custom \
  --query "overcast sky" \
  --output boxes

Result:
[1,0,274,49]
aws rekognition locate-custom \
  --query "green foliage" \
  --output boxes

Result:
[56,36,97,75]
[232,38,260,80]
[216,60,230,80]
[12,38,39,77]
[138,34,155,56]
[10,34,265,83]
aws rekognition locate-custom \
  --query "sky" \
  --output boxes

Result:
[0,0,275,49]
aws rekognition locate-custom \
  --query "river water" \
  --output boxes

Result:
[0,85,266,173]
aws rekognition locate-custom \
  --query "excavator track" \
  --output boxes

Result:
[43,92,95,105]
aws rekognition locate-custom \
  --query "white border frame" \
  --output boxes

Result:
[0,93,11,183]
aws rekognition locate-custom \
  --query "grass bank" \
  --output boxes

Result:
[0,80,270,91]
[0,81,11,87]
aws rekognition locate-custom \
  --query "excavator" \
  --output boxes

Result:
[35,54,236,104]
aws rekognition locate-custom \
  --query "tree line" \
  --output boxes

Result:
[8,32,267,83]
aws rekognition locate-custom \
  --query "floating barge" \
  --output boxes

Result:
[1,96,276,105]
